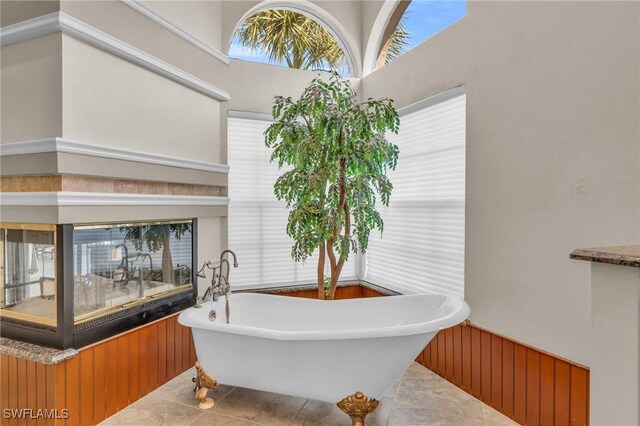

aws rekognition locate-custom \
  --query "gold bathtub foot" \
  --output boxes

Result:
[192,361,217,409]
[337,391,379,426]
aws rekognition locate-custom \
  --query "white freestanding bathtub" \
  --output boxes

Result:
[178,292,470,406]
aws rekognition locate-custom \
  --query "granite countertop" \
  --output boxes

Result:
[570,245,640,268]
[0,337,78,364]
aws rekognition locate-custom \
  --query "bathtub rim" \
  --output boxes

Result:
[178,293,470,341]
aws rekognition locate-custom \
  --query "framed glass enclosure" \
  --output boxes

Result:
[72,221,193,322]
[0,220,197,349]
[0,224,57,326]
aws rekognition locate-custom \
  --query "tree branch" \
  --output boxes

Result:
[317,241,326,300]
[327,238,337,272]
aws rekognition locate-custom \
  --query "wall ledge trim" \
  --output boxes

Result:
[0,12,230,101]
[0,137,230,174]
[120,0,229,65]
[0,191,230,206]
[228,110,274,122]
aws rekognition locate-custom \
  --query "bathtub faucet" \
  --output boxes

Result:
[194,250,238,324]
[216,250,238,324]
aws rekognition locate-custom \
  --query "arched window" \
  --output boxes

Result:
[230,9,353,76]
[369,0,467,73]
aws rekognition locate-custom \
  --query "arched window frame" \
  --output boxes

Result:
[229,0,361,77]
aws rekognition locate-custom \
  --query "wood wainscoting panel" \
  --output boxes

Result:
[279,284,385,300]
[0,312,195,426]
[282,284,590,426]
[418,323,590,426]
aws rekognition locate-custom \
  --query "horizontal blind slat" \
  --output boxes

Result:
[228,117,356,289]
[365,93,466,297]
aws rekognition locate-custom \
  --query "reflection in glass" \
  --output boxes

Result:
[1,228,57,323]
[73,221,193,320]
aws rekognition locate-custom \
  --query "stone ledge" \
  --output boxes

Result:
[0,337,78,364]
[570,245,640,268]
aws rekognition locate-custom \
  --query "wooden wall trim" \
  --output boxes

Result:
[418,323,589,426]
[1,313,195,425]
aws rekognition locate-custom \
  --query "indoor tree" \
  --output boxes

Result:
[265,74,400,299]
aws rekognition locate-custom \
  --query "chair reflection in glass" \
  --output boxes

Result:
[111,244,154,296]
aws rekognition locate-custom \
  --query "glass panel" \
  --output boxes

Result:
[0,228,57,324]
[72,221,193,320]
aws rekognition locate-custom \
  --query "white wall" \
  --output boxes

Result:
[140,1,223,50]
[363,1,640,366]
[0,1,59,26]
[60,0,227,91]
[1,34,62,142]
[228,59,361,114]
[196,217,223,294]
[61,35,222,163]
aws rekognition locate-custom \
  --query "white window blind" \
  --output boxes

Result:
[364,89,466,297]
[228,115,357,289]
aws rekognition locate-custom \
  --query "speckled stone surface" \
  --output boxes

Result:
[0,337,78,364]
[570,245,640,268]
[235,280,400,296]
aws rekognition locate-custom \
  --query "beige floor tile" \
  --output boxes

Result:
[482,403,519,426]
[403,362,440,381]
[388,405,484,426]
[189,411,262,425]
[99,395,203,426]
[395,378,482,419]
[151,367,234,409]
[290,397,392,426]
[213,387,306,426]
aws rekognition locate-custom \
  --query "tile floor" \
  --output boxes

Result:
[99,363,518,426]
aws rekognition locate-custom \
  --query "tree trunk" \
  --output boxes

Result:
[161,226,174,284]
[324,157,350,300]
[328,256,345,300]
[317,242,326,300]
[326,241,337,300]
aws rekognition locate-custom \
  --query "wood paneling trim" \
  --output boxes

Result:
[420,324,590,426]
[277,284,384,300]
[1,312,194,426]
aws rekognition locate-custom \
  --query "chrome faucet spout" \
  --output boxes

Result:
[219,250,239,268]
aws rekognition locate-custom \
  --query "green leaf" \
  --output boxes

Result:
[266,75,400,285]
